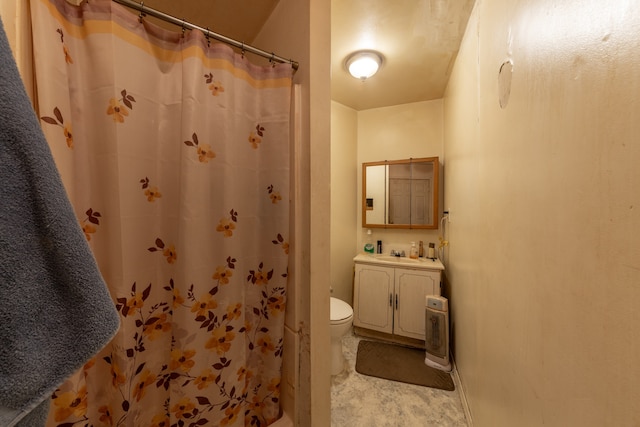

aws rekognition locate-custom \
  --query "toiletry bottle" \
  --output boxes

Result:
[418,241,424,258]
[428,242,435,259]
[377,240,382,254]
[409,242,418,259]
[364,229,375,254]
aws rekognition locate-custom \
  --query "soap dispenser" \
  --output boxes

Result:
[364,229,375,254]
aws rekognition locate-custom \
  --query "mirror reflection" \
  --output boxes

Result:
[363,157,439,229]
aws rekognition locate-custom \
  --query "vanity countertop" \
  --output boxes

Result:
[353,253,445,271]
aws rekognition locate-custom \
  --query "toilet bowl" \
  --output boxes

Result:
[330,297,353,376]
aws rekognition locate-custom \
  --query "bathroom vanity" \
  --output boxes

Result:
[353,253,444,346]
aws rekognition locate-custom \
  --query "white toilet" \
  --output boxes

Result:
[330,297,353,376]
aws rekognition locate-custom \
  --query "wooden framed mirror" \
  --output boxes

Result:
[362,157,439,229]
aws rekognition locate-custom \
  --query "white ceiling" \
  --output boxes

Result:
[117,0,475,111]
[331,0,475,111]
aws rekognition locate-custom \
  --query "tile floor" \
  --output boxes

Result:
[331,329,468,427]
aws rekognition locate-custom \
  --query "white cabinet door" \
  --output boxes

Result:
[353,264,394,334]
[394,268,441,340]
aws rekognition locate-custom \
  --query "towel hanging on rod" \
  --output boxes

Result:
[111,0,299,71]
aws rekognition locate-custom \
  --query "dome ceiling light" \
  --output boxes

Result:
[345,50,383,81]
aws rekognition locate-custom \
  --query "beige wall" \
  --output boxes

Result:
[444,0,640,425]
[329,99,445,306]
[356,100,444,270]
[330,101,358,304]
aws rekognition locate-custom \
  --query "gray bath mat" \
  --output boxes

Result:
[355,340,455,391]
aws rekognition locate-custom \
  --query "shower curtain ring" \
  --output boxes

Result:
[181,19,186,38]
[241,42,245,58]
[206,27,211,47]
[138,1,146,23]
[270,53,276,67]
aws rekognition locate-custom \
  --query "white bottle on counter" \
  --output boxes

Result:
[409,241,418,259]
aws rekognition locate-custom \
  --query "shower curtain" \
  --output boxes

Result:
[30,0,292,425]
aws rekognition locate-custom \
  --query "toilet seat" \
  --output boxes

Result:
[330,297,353,322]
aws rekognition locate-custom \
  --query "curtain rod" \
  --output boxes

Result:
[111,0,299,71]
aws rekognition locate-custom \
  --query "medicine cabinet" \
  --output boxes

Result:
[362,157,439,229]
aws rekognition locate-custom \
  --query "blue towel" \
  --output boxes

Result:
[0,19,120,427]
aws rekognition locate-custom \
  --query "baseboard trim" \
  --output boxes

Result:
[450,355,473,427]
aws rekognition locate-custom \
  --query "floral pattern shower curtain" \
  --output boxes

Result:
[30,0,292,425]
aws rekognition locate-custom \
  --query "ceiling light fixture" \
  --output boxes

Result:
[345,50,383,81]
